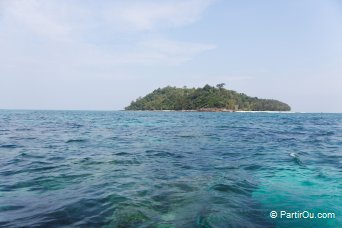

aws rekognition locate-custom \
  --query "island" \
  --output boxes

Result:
[125,84,291,111]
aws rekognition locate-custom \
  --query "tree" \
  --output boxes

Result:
[216,83,225,89]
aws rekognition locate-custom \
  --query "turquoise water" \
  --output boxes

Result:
[0,110,341,227]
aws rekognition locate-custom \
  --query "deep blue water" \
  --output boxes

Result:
[0,110,341,227]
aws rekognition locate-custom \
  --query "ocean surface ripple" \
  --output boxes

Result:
[0,111,341,227]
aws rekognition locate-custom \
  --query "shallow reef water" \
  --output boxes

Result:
[0,110,341,227]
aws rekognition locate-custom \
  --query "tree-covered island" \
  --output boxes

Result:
[125,84,291,111]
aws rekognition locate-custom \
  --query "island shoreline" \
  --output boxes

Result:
[122,109,296,113]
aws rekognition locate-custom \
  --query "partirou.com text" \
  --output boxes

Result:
[270,210,336,219]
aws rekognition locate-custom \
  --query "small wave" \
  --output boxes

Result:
[289,152,296,158]
[177,135,196,138]
[216,125,230,129]
[214,165,238,170]
[9,136,36,140]
[19,152,44,159]
[81,159,105,165]
[67,123,84,128]
[155,151,183,158]
[66,139,87,143]
[145,150,183,158]
[0,144,18,148]
[108,136,119,140]
[109,159,141,165]
[289,153,304,166]
[176,164,193,169]
[15,128,31,131]
[28,165,59,172]
[115,152,130,156]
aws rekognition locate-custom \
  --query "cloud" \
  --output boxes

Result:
[141,39,216,64]
[107,39,216,65]
[0,0,216,68]
[1,0,215,39]
[2,0,72,42]
[105,0,215,31]
[52,39,215,66]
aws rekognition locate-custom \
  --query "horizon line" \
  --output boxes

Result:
[0,108,341,114]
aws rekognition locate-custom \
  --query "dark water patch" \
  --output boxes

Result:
[175,164,193,169]
[211,183,246,194]
[301,180,315,186]
[244,164,262,170]
[211,178,257,196]
[2,173,92,192]
[33,198,117,227]
[221,151,243,156]
[0,205,25,212]
[254,152,266,156]
[168,182,197,192]
[109,207,151,228]
[196,209,271,228]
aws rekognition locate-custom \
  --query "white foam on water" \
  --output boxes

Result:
[289,152,296,158]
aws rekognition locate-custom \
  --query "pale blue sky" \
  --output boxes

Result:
[0,0,341,112]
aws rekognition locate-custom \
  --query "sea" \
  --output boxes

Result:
[0,110,341,227]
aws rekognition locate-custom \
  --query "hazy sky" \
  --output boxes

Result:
[1,0,341,112]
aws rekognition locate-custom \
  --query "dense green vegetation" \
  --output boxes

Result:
[125,84,291,111]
